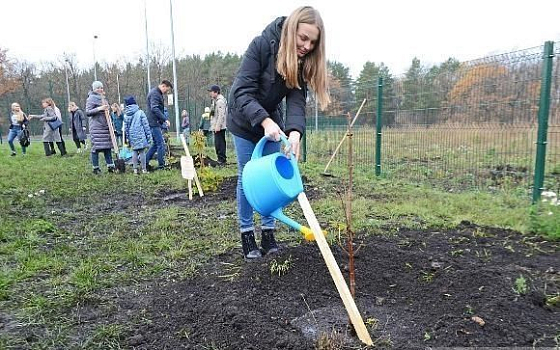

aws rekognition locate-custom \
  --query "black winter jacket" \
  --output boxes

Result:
[146,87,167,127]
[227,17,307,144]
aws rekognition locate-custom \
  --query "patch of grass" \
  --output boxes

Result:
[83,324,127,349]
[530,204,560,241]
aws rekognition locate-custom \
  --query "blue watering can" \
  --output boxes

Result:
[242,135,319,241]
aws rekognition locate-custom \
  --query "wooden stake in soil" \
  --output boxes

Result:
[180,134,204,197]
[322,99,367,174]
[297,192,373,346]
[346,112,356,299]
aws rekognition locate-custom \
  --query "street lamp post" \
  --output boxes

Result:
[64,59,71,106]
[144,0,151,94]
[169,0,180,141]
[93,35,98,81]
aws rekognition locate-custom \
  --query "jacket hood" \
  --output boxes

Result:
[125,104,139,116]
[87,90,104,104]
[262,16,285,44]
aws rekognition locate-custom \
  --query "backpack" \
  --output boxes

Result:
[19,128,30,147]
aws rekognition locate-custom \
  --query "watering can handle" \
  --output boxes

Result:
[251,134,292,160]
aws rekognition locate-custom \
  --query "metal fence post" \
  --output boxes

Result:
[532,41,554,203]
[375,77,383,176]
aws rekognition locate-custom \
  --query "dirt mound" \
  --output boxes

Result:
[122,224,560,349]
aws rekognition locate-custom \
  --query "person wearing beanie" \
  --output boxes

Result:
[85,81,115,174]
[124,96,152,174]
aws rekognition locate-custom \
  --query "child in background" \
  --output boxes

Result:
[124,96,153,174]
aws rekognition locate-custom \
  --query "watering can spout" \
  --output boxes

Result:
[271,209,326,242]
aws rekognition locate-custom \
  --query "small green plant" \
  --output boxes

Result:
[197,167,224,193]
[545,293,560,307]
[269,256,294,276]
[424,331,431,341]
[514,275,528,295]
[365,317,379,330]
[421,271,435,283]
[192,130,206,170]
[450,249,464,257]
[465,304,474,315]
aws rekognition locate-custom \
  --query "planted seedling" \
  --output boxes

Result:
[421,271,435,283]
[514,275,528,295]
[269,256,294,276]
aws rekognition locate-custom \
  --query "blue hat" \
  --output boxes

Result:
[124,96,137,106]
[207,85,220,93]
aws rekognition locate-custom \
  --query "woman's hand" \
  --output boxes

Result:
[287,131,301,160]
[261,117,285,141]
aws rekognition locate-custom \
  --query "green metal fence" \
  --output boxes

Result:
[305,42,560,198]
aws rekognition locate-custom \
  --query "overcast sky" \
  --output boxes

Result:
[1,0,559,78]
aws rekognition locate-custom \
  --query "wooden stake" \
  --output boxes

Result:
[180,134,204,197]
[323,99,367,174]
[297,192,373,346]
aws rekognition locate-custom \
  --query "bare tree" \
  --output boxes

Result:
[0,48,20,97]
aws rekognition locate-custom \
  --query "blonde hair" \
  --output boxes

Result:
[42,98,54,107]
[44,98,57,109]
[11,102,24,122]
[111,103,122,116]
[277,6,330,110]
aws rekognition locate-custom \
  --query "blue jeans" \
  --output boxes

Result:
[182,128,190,144]
[8,126,26,154]
[146,127,166,168]
[91,149,114,169]
[233,135,280,233]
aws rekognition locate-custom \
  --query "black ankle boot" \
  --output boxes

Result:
[241,231,262,260]
[56,142,67,156]
[43,142,53,156]
[261,229,279,255]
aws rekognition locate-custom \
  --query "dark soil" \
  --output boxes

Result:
[121,222,560,349]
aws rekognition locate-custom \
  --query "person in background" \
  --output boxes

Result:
[124,96,152,174]
[111,103,124,146]
[86,81,115,174]
[145,80,172,171]
[68,102,87,153]
[208,84,227,165]
[7,102,29,156]
[29,98,66,157]
[0,113,4,144]
[199,107,212,145]
[181,109,190,144]
[46,98,67,156]
[227,6,330,260]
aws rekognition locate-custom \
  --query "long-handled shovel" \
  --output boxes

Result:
[103,103,126,173]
